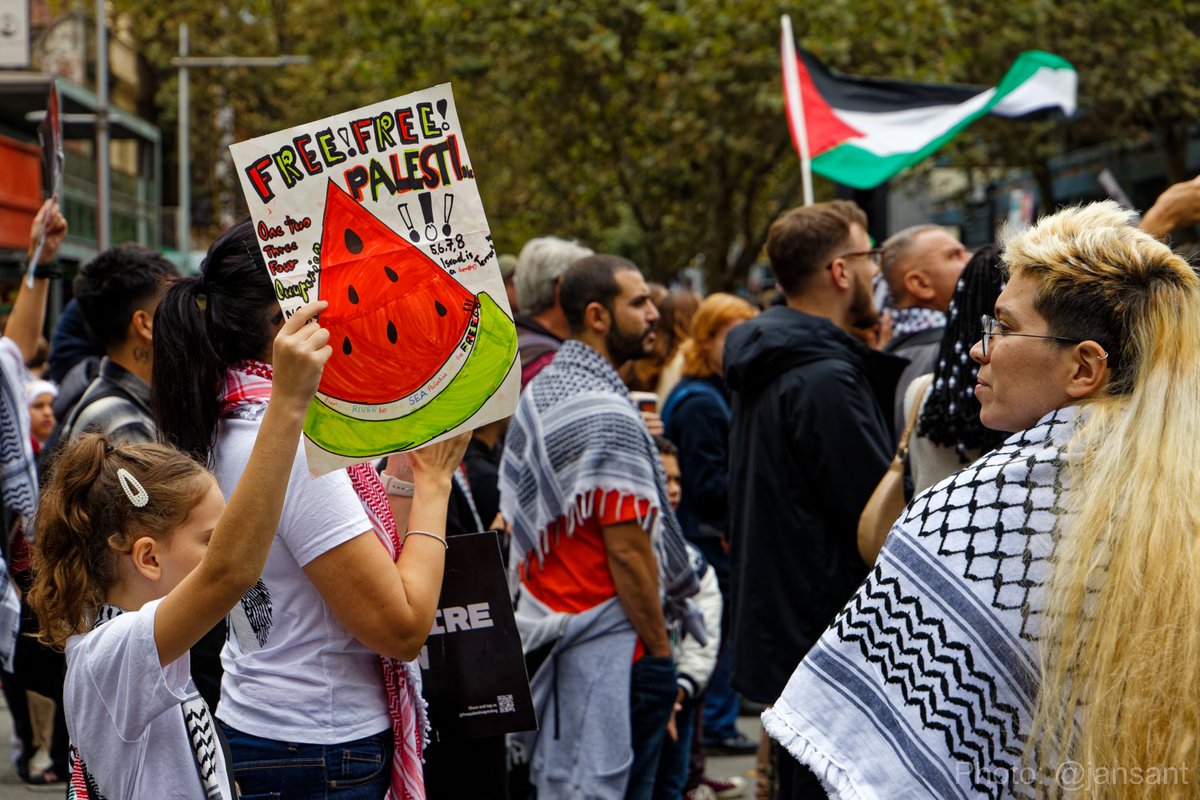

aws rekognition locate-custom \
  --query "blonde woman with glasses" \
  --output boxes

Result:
[764,201,1199,800]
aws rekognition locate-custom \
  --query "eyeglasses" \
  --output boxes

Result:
[825,247,884,270]
[979,314,1085,357]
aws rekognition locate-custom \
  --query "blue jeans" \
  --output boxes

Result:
[653,695,700,800]
[702,643,740,742]
[627,655,678,800]
[221,723,393,800]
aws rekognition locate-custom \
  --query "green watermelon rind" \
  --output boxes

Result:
[303,291,517,458]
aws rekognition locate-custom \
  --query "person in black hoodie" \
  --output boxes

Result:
[724,200,906,800]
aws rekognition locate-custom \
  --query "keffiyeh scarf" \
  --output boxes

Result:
[890,306,947,342]
[220,361,428,800]
[69,605,235,800]
[0,339,37,517]
[764,407,1080,800]
[499,340,702,636]
[0,340,33,671]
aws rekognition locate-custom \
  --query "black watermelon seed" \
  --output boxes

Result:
[344,228,363,254]
[387,321,398,344]
[435,300,447,317]
[348,284,359,304]
[342,336,352,356]
[384,266,399,282]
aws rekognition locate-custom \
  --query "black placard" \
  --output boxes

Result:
[418,531,536,741]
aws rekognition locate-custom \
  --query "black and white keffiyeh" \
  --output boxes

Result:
[0,339,37,519]
[890,306,947,342]
[764,407,1080,800]
[500,339,703,635]
[0,340,33,672]
[69,605,235,800]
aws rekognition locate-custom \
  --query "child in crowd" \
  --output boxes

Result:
[652,437,745,800]
[27,300,330,798]
[25,379,57,453]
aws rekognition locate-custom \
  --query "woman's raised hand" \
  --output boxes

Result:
[271,300,331,411]
[407,431,473,485]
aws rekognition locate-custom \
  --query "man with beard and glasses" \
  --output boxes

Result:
[501,255,705,800]
[723,201,906,799]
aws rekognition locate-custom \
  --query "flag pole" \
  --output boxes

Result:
[781,14,814,206]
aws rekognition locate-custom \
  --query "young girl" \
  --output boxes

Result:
[27,299,331,799]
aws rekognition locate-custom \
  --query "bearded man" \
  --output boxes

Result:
[501,254,703,800]
[723,201,906,799]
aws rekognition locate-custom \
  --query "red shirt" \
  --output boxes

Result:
[520,489,652,659]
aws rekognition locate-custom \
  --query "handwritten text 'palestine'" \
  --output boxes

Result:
[242,101,472,205]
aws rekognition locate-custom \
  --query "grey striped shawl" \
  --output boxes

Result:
[500,339,702,632]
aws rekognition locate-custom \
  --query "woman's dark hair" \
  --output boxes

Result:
[153,221,278,464]
[917,245,1009,459]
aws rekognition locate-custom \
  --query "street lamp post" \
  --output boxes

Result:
[96,0,110,249]
[172,23,310,266]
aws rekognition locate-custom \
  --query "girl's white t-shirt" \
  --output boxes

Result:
[65,598,233,799]
[211,417,390,743]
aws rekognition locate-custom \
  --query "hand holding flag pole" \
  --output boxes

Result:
[780,14,814,207]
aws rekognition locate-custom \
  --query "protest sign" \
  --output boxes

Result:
[230,84,519,475]
[27,80,63,286]
[418,531,536,742]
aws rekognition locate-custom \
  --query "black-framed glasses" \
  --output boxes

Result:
[979,314,1084,357]
[825,247,884,270]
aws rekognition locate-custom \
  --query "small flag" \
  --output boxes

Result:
[782,45,1077,189]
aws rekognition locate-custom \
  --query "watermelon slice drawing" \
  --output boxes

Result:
[303,180,517,458]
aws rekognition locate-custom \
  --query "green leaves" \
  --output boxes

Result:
[111,0,1199,283]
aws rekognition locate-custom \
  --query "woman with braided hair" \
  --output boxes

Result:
[903,246,1010,494]
[765,201,1200,799]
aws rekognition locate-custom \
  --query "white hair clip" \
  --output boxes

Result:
[116,468,150,508]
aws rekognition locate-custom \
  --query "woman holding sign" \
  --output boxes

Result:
[152,220,469,799]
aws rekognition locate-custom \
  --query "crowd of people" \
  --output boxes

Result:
[0,171,1198,800]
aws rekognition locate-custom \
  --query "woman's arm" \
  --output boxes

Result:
[6,198,67,362]
[154,301,330,666]
[303,433,471,662]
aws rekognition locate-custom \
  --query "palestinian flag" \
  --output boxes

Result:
[781,33,1077,189]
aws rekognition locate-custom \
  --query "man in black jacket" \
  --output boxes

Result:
[724,200,905,799]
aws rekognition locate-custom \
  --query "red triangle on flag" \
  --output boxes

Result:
[786,54,863,158]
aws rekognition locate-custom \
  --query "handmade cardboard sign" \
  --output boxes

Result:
[230,84,519,475]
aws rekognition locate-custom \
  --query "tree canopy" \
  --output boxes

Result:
[108,0,1200,287]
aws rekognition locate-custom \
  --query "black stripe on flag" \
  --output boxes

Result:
[798,49,984,113]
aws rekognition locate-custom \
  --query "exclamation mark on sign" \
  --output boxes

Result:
[397,204,419,242]
[337,128,356,157]
[442,194,454,236]
[419,192,437,241]
[436,99,450,131]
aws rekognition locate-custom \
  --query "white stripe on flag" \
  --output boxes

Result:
[991,66,1078,117]
[832,91,994,157]
[828,65,1075,158]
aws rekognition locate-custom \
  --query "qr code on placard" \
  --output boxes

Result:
[498,694,515,714]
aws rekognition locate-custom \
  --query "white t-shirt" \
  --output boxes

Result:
[65,598,233,799]
[211,417,390,743]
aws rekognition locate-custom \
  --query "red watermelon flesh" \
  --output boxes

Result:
[316,180,476,405]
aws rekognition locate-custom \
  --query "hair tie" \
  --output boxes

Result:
[116,468,150,508]
[103,443,115,456]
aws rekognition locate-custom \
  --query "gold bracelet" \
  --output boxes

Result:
[403,529,448,549]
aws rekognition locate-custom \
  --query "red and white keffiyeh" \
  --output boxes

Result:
[220,360,428,800]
